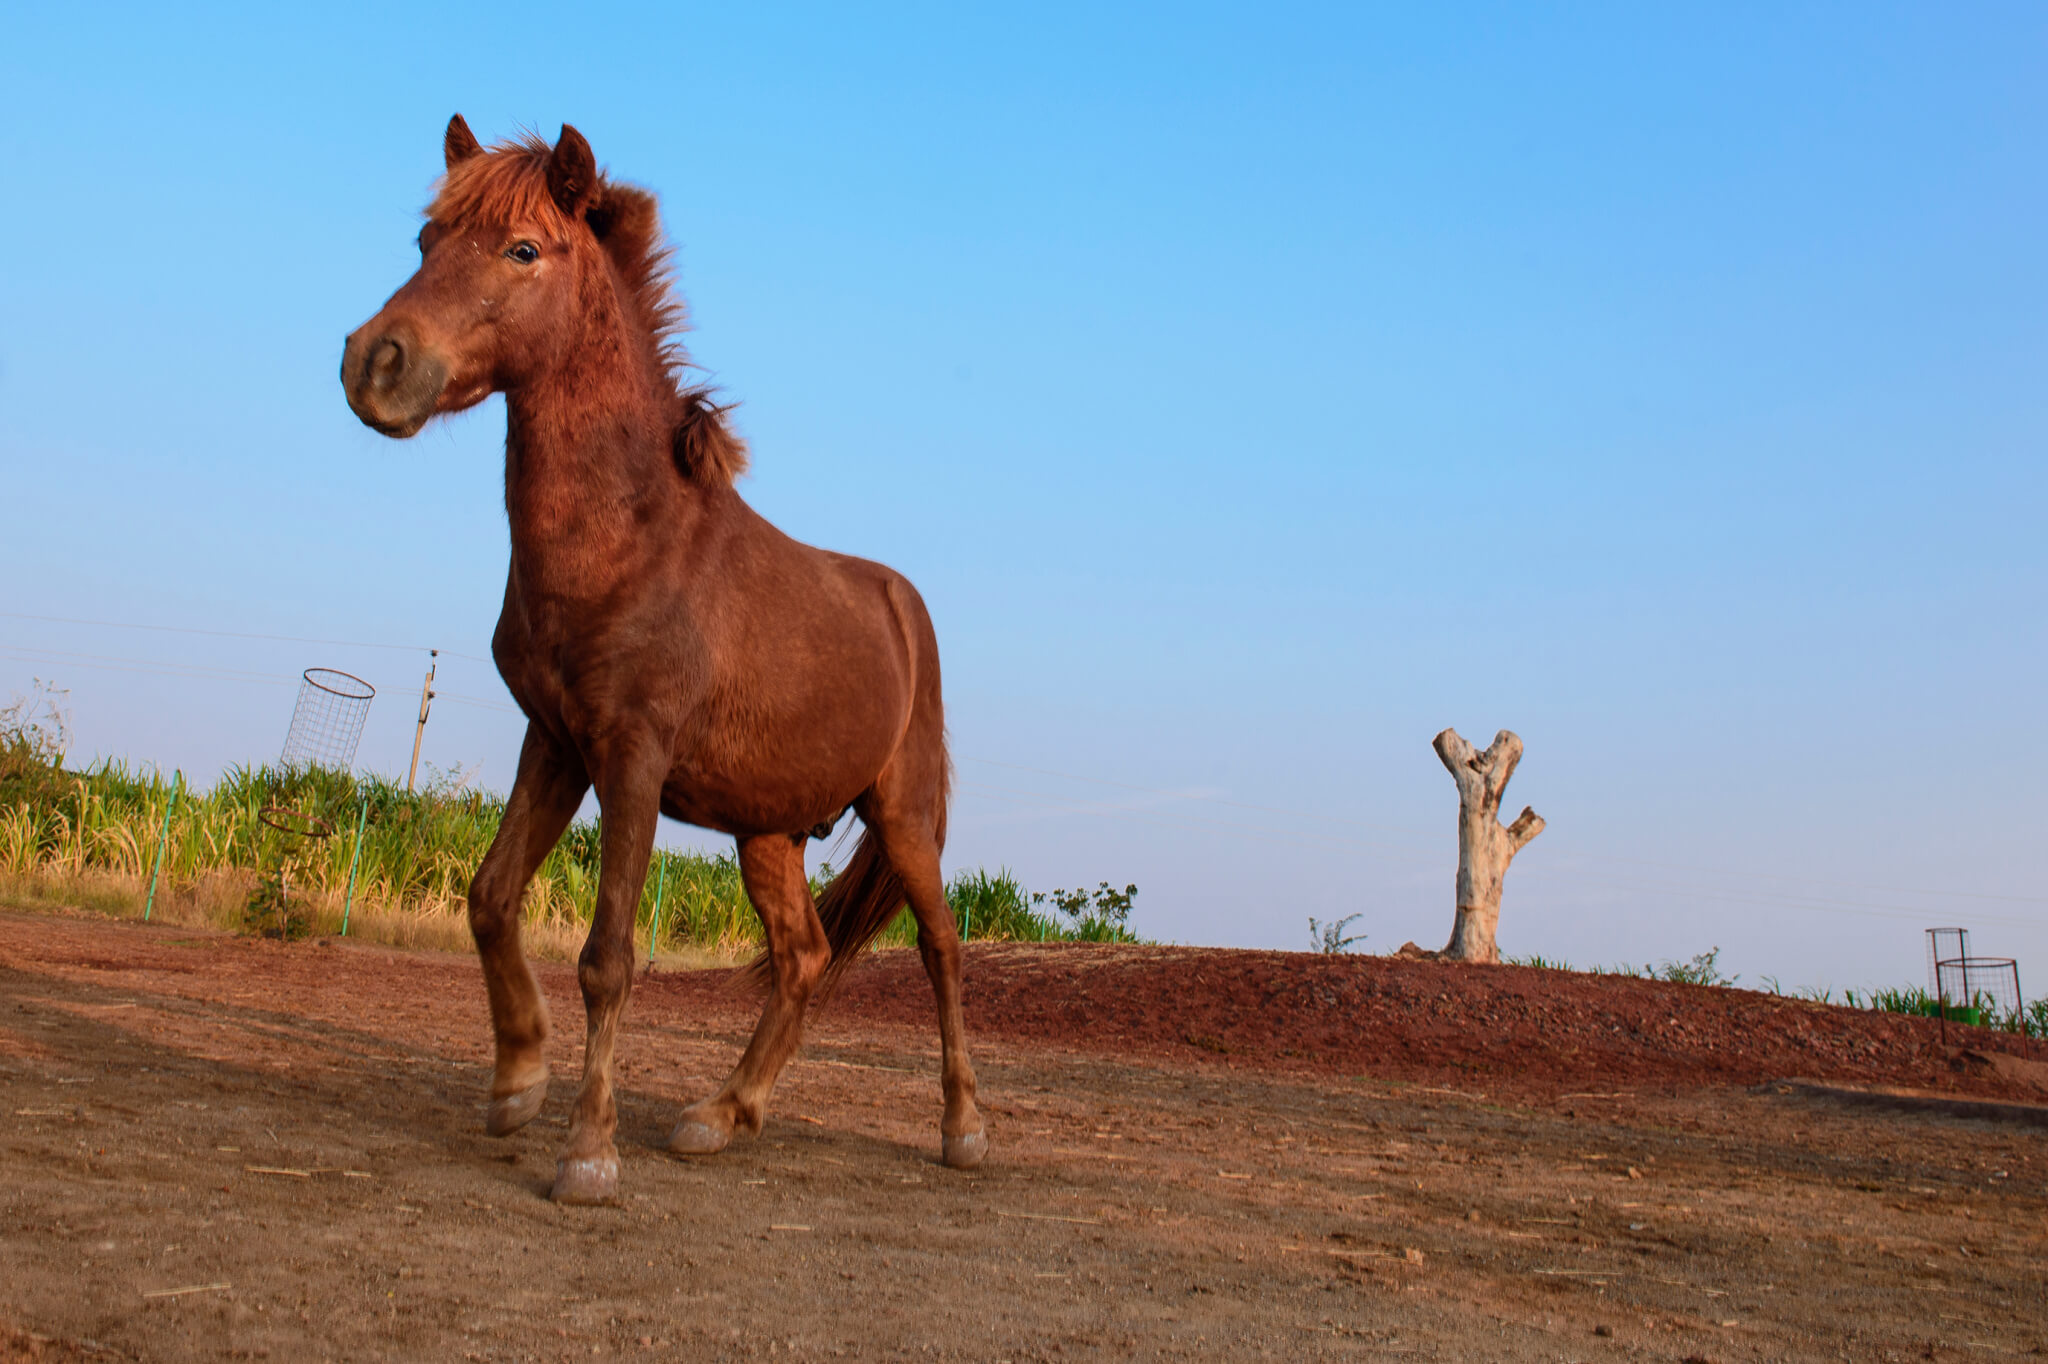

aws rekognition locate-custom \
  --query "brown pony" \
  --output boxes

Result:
[340,118,984,1204]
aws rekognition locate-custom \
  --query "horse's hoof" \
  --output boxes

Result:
[942,1129,989,1170]
[485,1074,550,1137]
[665,1118,731,1156]
[550,1154,620,1205]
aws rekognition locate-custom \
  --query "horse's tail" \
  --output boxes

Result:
[817,755,951,993]
[809,829,909,995]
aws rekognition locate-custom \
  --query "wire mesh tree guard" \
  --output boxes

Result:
[260,667,372,940]
[1926,927,2023,1025]
[279,668,376,771]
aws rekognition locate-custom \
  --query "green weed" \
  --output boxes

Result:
[1504,953,1574,970]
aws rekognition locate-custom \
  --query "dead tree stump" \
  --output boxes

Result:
[1433,728,1544,964]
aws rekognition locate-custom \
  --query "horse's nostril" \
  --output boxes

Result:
[367,338,405,389]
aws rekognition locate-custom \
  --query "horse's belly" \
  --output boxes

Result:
[659,671,904,836]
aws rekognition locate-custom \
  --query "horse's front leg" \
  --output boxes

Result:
[469,727,589,1137]
[550,740,665,1205]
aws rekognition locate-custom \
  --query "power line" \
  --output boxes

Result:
[962,774,2048,933]
[0,646,517,715]
[954,777,1432,854]
[0,646,297,687]
[955,777,2047,926]
[960,753,1436,837]
[957,783,1417,856]
[960,754,2048,908]
[437,691,522,715]
[10,609,2043,917]
[1512,865,2044,933]
[1534,850,2048,906]
[0,610,492,665]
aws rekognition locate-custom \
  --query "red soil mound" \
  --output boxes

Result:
[641,943,2046,1104]
[7,907,2038,1108]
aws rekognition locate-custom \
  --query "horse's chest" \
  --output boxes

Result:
[495,610,709,743]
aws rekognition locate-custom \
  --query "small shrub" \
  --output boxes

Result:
[240,864,313,940]
[1036,881,1140,944]
[1308,913,1365,955]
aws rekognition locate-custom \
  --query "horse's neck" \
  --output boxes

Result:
[502,356,683,601]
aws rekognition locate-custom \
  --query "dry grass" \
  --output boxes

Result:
[0,867,746,968]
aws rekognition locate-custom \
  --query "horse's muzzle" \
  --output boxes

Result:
[341,326,450,438]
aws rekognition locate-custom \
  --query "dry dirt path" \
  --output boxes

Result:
[0,909,2043,1362]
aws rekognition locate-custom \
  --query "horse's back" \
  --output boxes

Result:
[704,488,934,680]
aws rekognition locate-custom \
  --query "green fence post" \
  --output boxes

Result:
[341,795,368,936]
[645,854,668,971]
[143,771,181,923]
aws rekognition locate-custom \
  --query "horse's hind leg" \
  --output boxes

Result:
[468,728,588,1137]
[872,813,986,1170]
[666,834,828,1155]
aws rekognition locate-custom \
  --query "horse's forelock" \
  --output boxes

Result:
[426,134,569,233]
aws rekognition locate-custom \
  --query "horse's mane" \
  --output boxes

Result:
[428,134,748,485]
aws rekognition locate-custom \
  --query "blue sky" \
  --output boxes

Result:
[2,4,2043,990]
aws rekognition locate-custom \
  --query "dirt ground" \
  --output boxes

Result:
[1,907,2044,1362]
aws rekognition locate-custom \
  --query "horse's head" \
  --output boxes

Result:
[342,117,608,438]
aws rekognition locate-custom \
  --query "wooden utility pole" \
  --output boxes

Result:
[1433,728,1544,963]
[406,650,437,794]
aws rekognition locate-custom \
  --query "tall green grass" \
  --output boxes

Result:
[0,730,1127,958]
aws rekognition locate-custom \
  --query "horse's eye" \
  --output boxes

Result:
[506,242,541,265]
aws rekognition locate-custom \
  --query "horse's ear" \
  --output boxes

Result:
[548,124,598,219]
[444,114,482,170]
